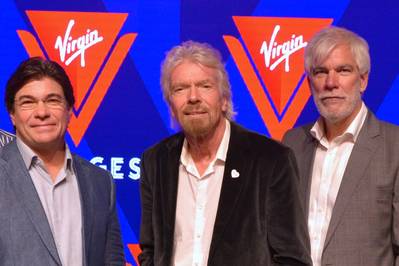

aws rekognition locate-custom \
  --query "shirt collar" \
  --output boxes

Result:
[310,101,368,144]
[16,137,73,171]
[180,119,231,168]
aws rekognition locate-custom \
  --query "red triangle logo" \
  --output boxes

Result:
[26,11,128,110]
[18,11,137,145]
[233,16,332,114]
[225,16,332,139]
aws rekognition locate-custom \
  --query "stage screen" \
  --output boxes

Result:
[0,0,398,264]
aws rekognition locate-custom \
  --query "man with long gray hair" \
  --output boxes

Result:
[139,41,311,265]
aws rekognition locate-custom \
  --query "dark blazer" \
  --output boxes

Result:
[0,140,125,266]
[283,111,399,266]
[139,122,312,266]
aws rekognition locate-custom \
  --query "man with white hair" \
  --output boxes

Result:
[283,26,399,266]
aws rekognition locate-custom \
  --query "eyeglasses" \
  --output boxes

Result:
[15,95,67,110]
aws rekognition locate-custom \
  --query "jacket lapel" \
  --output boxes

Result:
[163,134,184,259]
[208,123,249,259]
[2,141,62,265]
[73,156,92,266]
[323,112,380,249]
[300,128,318,217]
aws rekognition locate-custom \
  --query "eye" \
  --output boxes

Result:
[172,85,190,95]
[172,87,184,94]
[21,99,34,105]
[198,82,214,91]
[46,97,63,105]
[44,97,65,109]
[312,68,328,76]
[337,67,353,74]
[19,99,36,109]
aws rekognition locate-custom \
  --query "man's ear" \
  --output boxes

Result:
[169,106,176,119]
[10,111,15,126]
[360,72,369,93]
[68,107,72,122]
[221,97,228,113]
[307,75,313,92]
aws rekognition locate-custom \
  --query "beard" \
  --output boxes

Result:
[176,103,223,139]
[314,91,361,124]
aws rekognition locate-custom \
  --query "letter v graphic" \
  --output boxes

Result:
[17,11,137,146]
[224,17,332,140]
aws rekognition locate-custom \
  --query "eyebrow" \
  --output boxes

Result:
[171,82,190,89]
[313,64,355,70]
[336,64,355,70]
[195,79,214,85]
[313,65,355,75]
[172,79,215,87]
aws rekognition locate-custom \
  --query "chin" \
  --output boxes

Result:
[34,136,61,144]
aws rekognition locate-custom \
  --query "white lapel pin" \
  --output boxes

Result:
[231,169,240,178]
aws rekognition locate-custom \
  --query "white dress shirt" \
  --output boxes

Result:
[308,102,367,266]
[172,120,230,266]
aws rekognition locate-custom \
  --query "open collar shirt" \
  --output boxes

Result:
[17,138,83,266]
[172,120,231,266]
[308,102,367,266]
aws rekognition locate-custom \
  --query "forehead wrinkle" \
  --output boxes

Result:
[195,78,214,86]
[16,92,64,100]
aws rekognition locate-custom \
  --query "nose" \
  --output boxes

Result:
[325,70,338,90]
[187,85,200,103]
[34,100,51,119]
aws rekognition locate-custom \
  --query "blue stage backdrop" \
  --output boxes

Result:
[0,0,398,264]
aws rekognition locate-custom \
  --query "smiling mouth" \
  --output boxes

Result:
[32,124,56,128]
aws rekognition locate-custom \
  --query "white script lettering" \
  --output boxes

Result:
[54,19,103,67]
[260,25,307,72]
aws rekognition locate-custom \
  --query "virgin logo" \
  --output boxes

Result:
[260,25,307,72]
[54,19,103,67]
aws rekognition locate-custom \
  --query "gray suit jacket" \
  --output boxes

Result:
[0,140,125,265]
[283,111,399,266]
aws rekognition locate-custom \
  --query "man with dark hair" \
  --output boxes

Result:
[283,26,399,266]
[0,57,125,265]
[139,41,311,266]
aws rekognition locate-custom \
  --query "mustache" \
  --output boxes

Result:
[182,104,208,114]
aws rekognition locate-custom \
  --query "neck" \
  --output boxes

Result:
[186,119,226,175]
[325,121,349,141]
[33,142,66,182]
